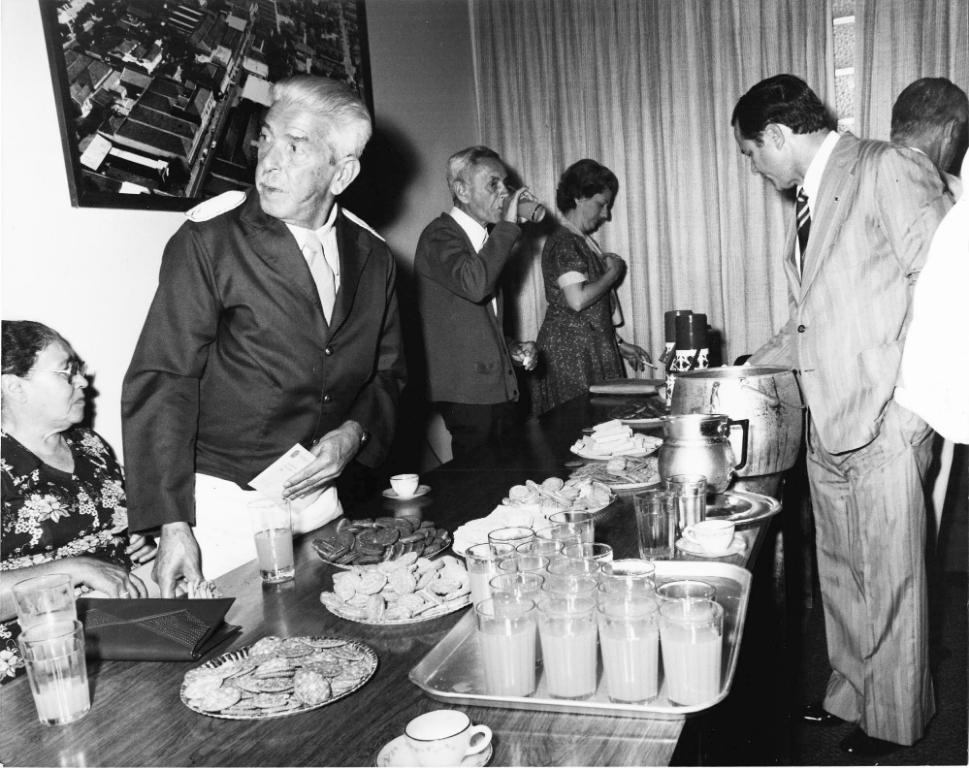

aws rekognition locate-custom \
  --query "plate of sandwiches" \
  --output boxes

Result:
[570,419,663,461]
[569,454,662,490]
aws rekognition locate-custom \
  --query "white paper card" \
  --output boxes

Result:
[249,443,323,513]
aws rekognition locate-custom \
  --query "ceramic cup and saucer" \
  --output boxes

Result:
[382,473,431,501]
[675,519,746,558]
[376,710,493,767]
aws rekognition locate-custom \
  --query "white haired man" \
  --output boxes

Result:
[123,76,406,595]
[415,146,538,461]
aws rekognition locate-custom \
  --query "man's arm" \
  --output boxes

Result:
[122,224,220,532]
[420,220,521,303]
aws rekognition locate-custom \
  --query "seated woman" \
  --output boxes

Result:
[536,159,651,413]
[1,320,155,683]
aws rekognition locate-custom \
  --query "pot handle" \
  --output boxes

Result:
[727,418,749,471]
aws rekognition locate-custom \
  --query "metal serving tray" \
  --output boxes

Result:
[409,560,751,720]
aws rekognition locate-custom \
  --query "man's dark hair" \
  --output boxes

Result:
[891,77,969,145]
[556,159,620,212]
[732,74,831,142]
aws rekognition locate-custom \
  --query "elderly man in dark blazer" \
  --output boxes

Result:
[734,75,950,757]
[415,146,538,461]
[122,76,406,597]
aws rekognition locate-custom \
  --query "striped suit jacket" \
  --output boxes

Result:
[749,133,950,454]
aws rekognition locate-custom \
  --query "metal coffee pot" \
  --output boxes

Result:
[658,414,749,494]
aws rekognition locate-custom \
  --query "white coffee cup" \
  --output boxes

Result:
[404,710,492,767]
[683,519,736,554]
[390,473,420,498]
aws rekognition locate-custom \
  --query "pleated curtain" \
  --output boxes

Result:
[471,0,834,379]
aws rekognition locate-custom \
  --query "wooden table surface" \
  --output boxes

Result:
[1,396,773,767]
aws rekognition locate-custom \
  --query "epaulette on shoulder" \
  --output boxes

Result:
[185,190,247,222]
[342,208,386,242]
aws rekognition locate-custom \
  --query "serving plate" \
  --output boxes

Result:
[323,594,471,626]
[570,445,653,461]
[180,636,377,719]
[704,491,781,527]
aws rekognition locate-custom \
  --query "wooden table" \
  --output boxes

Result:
[1,396,774,767]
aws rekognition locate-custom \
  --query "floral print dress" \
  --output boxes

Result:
[1,428,132,684]
[536,225,625,414]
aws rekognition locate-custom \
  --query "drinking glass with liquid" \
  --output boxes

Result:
[537,595,598,700]
[248,499,294,583]
[597,594,660,704]
[475,598,538,697]
[658,598,723,706]
[466,542,517,606]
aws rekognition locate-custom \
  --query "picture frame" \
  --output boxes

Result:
[39,0,374,211]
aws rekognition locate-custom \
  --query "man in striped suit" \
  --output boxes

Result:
[732,75,951,756]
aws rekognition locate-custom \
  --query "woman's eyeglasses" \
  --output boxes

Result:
[32,359,87,382]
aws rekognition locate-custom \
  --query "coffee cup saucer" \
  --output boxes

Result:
[376,734,493,767]
[381,484,431,501]
[675,535,746,558]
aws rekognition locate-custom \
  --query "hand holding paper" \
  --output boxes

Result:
[249,443,323,513]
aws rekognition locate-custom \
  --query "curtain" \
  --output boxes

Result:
[471,0,834,380]
[856,0,969,141]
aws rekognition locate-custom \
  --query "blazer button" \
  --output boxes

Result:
[797,325,807,333]
[508,369,513,375]
[323,394,332,403]
[512,390,518,396]
[325,347,333,356]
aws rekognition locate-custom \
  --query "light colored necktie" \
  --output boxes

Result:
[796,189,811,275]
[303,231,336,324]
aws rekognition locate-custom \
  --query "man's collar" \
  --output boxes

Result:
[448,206,488,251]
[800,130,840,203]
[285,204,340,248]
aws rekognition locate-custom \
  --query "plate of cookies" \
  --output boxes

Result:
[569,455,661,490]
[180,635,377,719]
[320,553,471,625]
[312,516,452,569]
[502,477,615,516]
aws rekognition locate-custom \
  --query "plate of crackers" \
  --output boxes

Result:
[312,516,452,569]
[569,455,661,490]
[180,635,377,719]
[502,477,615,516]
[320,553,471,625]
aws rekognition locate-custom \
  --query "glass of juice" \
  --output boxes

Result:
[597,594,660,704]
[537,595,599,700]
[466,542,517,606]
[548,510,594,545]
[658,598,724,706]
[474,598,538,697]
[12,574,76,630]
[248,499,294,583]
[18,620,91,725]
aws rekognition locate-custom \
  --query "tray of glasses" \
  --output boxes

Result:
[409,560,751,719]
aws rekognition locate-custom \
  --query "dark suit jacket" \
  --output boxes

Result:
[750,134,949,453]
[414,214,522,404]
[122,193,406,531]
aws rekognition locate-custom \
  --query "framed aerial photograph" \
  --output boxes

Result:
[39,0,373,211]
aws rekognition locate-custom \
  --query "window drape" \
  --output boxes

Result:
[471,0,834,377]
[855,0,969,142]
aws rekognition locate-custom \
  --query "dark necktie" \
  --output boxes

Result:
[796,189,811,274]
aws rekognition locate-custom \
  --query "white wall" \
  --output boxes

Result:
[1,0,478,469]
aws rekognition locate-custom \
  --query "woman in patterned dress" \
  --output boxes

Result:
[0,321,155,683]
[536,160,651,413]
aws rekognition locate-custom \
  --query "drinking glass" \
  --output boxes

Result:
[548,510,594,545]
[516,539,564,559]
[667,474,707,535]
[534,525,582,550]
[562,542,613,565]
[466,542,517,606]
[488,526,537,550]
[18,620,91,725]
[597,594,660,704]
[547,557,600,579]
[248,499,294,583]
[12,574,76,630]
[537,595,598,700]
[656,580,717,605]
[634,489,676,559]
[474,598,538,697]
[599,559,656,594]
[543,573,600,602]
[658,598,724,706]
[499,554,550,576]
[489,572,546,604]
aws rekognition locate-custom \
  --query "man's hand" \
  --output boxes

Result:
[502,187,528,224]
[153,522,204,598]
[510,341,539,371]
[283,420,364,500]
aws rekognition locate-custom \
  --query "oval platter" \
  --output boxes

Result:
[180,636,377,720]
